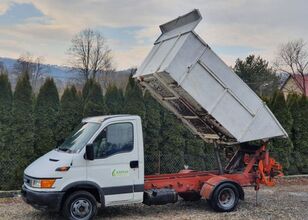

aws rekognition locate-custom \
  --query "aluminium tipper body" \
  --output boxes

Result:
[134,9,287,144]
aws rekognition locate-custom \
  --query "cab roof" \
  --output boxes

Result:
[82,115,140,124]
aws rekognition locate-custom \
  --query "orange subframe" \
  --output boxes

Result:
[144,144,283,199]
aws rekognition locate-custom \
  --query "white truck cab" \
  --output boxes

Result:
[22,115,145,219]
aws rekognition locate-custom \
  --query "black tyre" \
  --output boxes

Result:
[209,183,239,212]
[179,192,201,201]
[62,191,97,220]
[206,199,212,207]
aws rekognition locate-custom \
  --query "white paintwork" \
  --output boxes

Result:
[86,116,144,206]
[156,8,201,43]
[134,9,288,144]
[24,115,144,206]
[24,149,87,192]
[82,114,131,124]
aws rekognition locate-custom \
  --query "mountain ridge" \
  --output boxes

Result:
[0,57,131,93]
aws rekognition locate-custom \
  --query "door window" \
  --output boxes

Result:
[92,122,134,159]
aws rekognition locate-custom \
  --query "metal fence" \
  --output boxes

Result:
[0,151,226,190]
[0,158,23,191]
[144,151,225,175]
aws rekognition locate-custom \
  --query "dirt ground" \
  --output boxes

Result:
[0,177,307,220]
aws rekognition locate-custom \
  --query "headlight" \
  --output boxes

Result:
[30,179,41,188]
[30,179,56,188]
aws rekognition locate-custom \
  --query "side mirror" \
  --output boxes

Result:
[85,144,94,160]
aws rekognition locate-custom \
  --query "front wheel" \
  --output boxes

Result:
[209,183,239,212]
[62,191,97,220]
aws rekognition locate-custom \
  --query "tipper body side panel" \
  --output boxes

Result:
[134,9,287,144]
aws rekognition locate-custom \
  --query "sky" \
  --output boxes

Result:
[0,0,308,70]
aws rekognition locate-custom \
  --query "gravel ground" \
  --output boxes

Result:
[0,178,307,220]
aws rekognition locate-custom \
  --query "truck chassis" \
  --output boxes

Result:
[143,144,282,211]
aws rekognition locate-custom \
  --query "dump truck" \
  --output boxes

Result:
[22,9,286,220]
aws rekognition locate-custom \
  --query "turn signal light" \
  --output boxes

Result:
[55,166,70,172]
[41,179,56,188]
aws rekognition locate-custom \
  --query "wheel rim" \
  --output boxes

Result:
[70,198,92,219]
[218,188,236,209]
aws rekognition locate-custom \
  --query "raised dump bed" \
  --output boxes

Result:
[134,9,287,144]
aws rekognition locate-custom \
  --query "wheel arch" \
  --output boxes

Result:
[201,178,244,201]
[61,181,105,207]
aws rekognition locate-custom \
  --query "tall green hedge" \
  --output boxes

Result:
[11,72,35,188]
[34,78,59,156]
[0,75,307,190]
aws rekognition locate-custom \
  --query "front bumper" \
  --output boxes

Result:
[21,184,65,212]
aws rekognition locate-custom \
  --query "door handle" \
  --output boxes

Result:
[130,160,139,168]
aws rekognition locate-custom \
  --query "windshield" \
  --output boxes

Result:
[58,122,101,153]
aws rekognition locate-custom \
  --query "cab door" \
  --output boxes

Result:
[86,119,140,206]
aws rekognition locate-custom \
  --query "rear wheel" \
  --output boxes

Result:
[62,191,97,220]
[209,183,239,212]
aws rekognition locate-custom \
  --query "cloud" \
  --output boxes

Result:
[112,45,152,70]
[0,3,10,15]
[1,0,308,69]
[0,2,47,26]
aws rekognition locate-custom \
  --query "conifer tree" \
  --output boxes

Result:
[142,92,162,174]
[0,73,12,154]
[203,142,218,170]
[34,78,59,156]
[11,72,34,187]
[286,93,299,108]
[287,94,301,173]
[83,79,106,117]
[82,79,93,101]
[56,86,83,144]
[289,95,308,173]
[183,130,206,170]
[124,76,145,119]
[269,92,293,173]
[0,72,13,190]
[143,92,162,156]
[105,85,124,114]
[234,55,279,97]
[159,109,185,173]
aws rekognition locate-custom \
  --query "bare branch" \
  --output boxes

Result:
[276,39,308,94]
[13,52,35,75]
[13,53,46,90]
[68,28,114,82]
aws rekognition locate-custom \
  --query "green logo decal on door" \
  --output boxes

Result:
[112,169,129,177]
